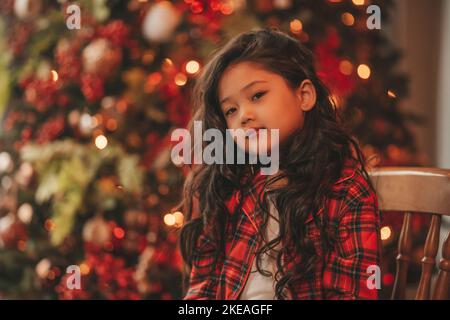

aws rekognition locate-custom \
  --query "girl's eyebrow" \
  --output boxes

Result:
[220,80,268,105]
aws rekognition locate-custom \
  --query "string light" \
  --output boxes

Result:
[162,58,174,72]
[290,19,303,34]
[145,72,162,92]
[106,118,118,131]
[387,90,397,98]
[185,60,200,74]
[339,60,353,75]
[357,64,371,79]
[164,213,176,226]
[341,12,355,26]
[113,227,125,239]
[175,73,188,86]
[95,135,108,149]
[45,219,55,231]
[220,2,234,15]
[148,72,162,86]
[80,262,90,275]
[51,70,59,82]
[380,226,392,241]
[352,0,365,5]
[173,211,184,226]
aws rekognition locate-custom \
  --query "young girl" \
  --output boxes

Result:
[178,28,381,300]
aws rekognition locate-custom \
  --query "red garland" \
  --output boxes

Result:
[80,73,105,103]
[96,20,131,47]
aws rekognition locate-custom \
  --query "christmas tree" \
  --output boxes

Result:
[0,0,424,299]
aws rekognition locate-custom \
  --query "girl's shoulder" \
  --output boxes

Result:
[326,158,378,221]
[331,158,374,194]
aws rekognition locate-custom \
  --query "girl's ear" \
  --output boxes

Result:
[295,79,316,112]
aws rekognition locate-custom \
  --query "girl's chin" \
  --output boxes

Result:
[237,141,274,155]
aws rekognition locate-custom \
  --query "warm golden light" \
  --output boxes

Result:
[381,226,392,241]
[186,60,200,74]
[357,64,371,79]
[175,73,188,86]
[352,0,365,5]
[290,19,303,34]
[80,262,90,275]
[387,90,397,98]
[51,70,59,82]
[164,213,176,226]
[95,135,108,149]
[341,12,355,26]
[163,58,174,71]
[106,118,118,131]
[45,219,55,231]
[339,60,353,75]
[173,211,184,226]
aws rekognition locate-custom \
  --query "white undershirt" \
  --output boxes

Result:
[239,197,282,300]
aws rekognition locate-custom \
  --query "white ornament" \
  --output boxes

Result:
[142,1,181,43]
[35,258,51,279]
[14,0,42,20]
[18,203,33,224]
[16,162,34,187]
[79,113,95,136]
[0,152,13,173]
[82,38,110,73]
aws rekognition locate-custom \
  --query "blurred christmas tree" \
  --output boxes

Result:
[0,0,427,299]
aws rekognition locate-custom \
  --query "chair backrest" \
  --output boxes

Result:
[368,167,450,300]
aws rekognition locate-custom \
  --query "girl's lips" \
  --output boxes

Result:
[245,127,265,138]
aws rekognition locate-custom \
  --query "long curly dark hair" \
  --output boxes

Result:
[177,27,374,299]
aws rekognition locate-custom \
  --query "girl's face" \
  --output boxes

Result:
[218,61,316,154]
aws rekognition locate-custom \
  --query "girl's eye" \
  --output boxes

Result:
[252,91,266,101]
[225,107,236,117]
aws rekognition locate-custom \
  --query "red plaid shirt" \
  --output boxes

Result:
[184,159,381,300]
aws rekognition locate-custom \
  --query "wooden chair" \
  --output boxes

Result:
[368,167,450,300]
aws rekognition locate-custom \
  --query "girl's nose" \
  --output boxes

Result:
[240,105,255,125]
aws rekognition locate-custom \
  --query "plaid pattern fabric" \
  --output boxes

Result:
[184,159,381,300]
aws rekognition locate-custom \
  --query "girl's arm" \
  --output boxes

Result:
[323,177,381,300]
